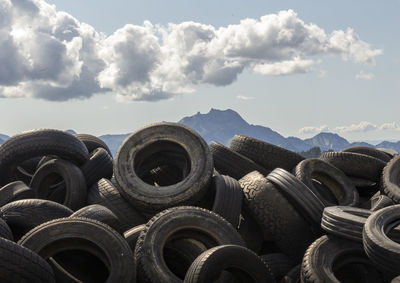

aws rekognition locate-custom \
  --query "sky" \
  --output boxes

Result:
[0,0,399,142]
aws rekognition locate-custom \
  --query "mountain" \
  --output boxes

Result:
[99,134,130,156]
[178,108,396,153]
[178,108,285,146]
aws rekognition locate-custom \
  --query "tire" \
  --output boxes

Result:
[183,245,275,283]
[74,133,112,156]
[370,194,394,211]
[321,206,372,242]
[237,201,264,254]
[30,159,87,210]
[87,178,145,230]
[260,253,293,281]
[301,235,385,283]
[363,205,400,274]
[342,146,391,162]
[209,141,269,179]
[294,158,359,207]
[229,134,304,172]
[239,171,316,262]
[70,204,123,234]
[381,155,400,203]
[211,174,243,228]
[1,199,73,240]
[266,168,325,231]
[0,181,34,206]
[0,129,89,186]
[0,237,55,282]
[320,152,386,182]
[134,206,245,283]
[114,122,213,213]
[0,218,13,241]
[124,224,146,253]
[80,148,113,188]
[18,217,135,283]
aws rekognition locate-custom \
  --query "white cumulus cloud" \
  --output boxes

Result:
[0,2,383,102]
[355,70,374,80]
[334,121,377,133]
[299,125,329,135]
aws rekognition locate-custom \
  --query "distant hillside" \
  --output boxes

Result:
[0,109,398,156]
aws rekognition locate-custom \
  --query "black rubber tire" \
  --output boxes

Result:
[19,156,42,175]
[239,171,316,262]
[363,205,400,274]
[320,152,386,182]
[381,154,400,203]
[0,237,55,282]
[30,159,87,210]
[1,199,73,240]
[0,181,34,206]
[74,133,112,156]
[164,239,206,280]
[70,204,123,234]
[141,164,184,187]
[209,141,269,179]
[80,147,113,188]
[134,206,245,283]
[266,168,325,231]
[87,178,145,230]
[301,235,385,283]
[260,253,293,281]
[0,218,13,241]
[114,122,213,213]
[183,244,275,283]
[342,146,391,162]
[229,134,304,172]
[294,158,359,207]
[18,217,135,283]
[0,129,89,186]
[211,174,243,228]
[124,224,146,253]
[321,206,372,242]
[370,194,394,211]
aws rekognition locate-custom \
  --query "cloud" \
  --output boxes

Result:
[334,121,377,133]
[237,95,254,100]
[379,122,400,131]
[0,2,383,102]
[299,125,329,135]
[355,70,374,80]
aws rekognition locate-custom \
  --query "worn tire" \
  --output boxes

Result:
[87,178,145,230]
[0,129,89,186]
[0,237,55,282]
[295,158,359,207]
[183,245,275,283]
[260,253,293,281]
[134,206,245,283]
[363,205,400,274]
[320,152,385,182]
[230,134,304,172]
[381,155,400,203]
[301,235,385,283]
[70,204,123,234]
[74,133,112,156]
[18,217,135,283]
[80,148,113,188]
[1,199,73,240]
[0,181,34,206]
[114,122,213,213]
[342,146,391,162]
[0,218,13,241]
[211,174,243,228]
[209,141,269,179]
[239,171,316,262]
[30,159,87,210]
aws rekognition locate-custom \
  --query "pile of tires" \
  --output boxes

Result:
[0,125,399,282]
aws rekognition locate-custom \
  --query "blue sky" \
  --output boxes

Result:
[0,0,399,142]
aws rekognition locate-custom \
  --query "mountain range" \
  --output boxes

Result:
[0,108,399,156]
